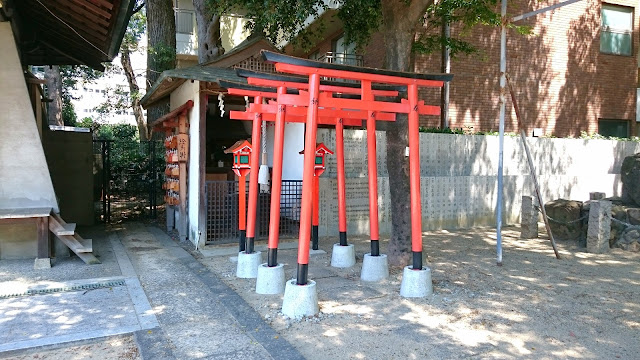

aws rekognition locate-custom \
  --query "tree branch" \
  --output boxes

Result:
[133,1,146,14]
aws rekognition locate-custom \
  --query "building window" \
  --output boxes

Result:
[598,119,630,138]
[308,51,320,61]
[600,4,633,56]
[331,34,357,65]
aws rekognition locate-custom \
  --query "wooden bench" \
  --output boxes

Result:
[0,207,99,266]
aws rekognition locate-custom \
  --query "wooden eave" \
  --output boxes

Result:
[1,0,135,70]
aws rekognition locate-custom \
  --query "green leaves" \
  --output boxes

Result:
[210,0,328,50]
[337,0,382,52]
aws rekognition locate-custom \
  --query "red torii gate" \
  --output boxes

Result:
[220,78,393,269]
[260,51,449,290]
[224,51,451,297]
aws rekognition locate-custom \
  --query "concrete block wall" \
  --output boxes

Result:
[315,128,640,237]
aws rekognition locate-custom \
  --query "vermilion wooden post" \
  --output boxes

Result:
[238,173,247,245]
[408,83,423,270]
[245,96,263,254]
[363,80,380,256]
[297,73,321,285]
[312,173,320,250]
[336,118,348,246]
[267,86,287,267]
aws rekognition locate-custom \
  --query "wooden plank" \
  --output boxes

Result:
[178,114,188,134]
[149,100,194,129]
[68,0,112,19]
[48,0,110,30]
[56,234,91,253]
[75,251,101,265]
[87,0,114,10]
[75,237,92,253]
[48,215,76,236]
[36,216,50,259]
[50,212,76,234]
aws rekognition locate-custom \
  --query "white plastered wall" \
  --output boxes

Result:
[169,80,201,246]
[0,22,58,212]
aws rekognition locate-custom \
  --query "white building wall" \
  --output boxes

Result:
[265,122,304,180]
[0,22,58,213]
[170,80,201,246]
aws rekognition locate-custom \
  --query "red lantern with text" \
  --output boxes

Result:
[225,140,253,246]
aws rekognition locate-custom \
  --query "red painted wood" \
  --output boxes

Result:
[238,174,247,231]
[268,87,287,251]
[363,80,380,242]
[313,174,319,227]
[229,110,365,126]
[249,103,395,122]
[245,97,263,239]
[408,83,423,253]
[336,119,347,233]
[297,73,321,268]
[275,63,444,87]
[247,77,399,97]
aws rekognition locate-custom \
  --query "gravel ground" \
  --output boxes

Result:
[0,335,140,360]
[200,226,640,360]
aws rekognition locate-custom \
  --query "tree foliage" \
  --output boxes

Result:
[211,0,527,56]
[54,65,103,126]
[96,9,149,140]
[212,0,329,51]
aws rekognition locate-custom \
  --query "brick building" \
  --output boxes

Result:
[286,0,639,138]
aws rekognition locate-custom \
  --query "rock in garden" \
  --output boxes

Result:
[544,199,583,241]
[610,204,629,246]
[627,208,640,225]
[621,153,640,206]
[622,229,640,243]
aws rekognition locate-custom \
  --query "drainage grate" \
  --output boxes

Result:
[0,279,126,299]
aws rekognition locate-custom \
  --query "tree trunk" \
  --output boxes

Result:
[45,65,63,126]
[380,0,432,267]
[146,0,177,125]
[121,47,149,141]
[193,0,224,64]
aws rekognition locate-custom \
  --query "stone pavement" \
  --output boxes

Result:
[0,223,304,359]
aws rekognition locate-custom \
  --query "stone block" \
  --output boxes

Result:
[544,199,583,241]
[34,257,51,269]
[520,195,538,239]
[590,192,606,200]
[586,200,612,254]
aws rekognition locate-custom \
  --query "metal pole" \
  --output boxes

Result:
[496,0,507,266]
[505,74,561,259]
[101,141,107,223]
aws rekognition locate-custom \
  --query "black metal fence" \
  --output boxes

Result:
[93,140,164,223]
[205,180,302,244]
